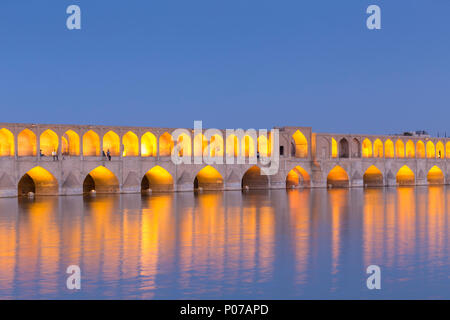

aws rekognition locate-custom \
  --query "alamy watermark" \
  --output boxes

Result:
[171,121,280,176]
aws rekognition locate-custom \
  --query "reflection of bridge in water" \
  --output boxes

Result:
[0,123,449,197]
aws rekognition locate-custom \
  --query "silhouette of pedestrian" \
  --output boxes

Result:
[102,150,106,159]
[107,149,111,161]
[40,149,44,157]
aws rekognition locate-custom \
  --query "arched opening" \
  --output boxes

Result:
[210,134,224,157]
[226,134,239,157]
[194,166,224,191]
[176,132,192,157]
[83,130,100,156]
[327,166,349,188]
[331,138,337,158]
[446,142,450,159]
[436,141,444,159]
[141,132,157,157]
[62,130,80,156]
[159,132,174,157]
[292,130,308,157]
[339,138,349,158]
[103,131,120,156]
[39,129,59,157]
[406,140,415,158]
[122,131,139,157]
[0,128,14,157]
[363,165,383,187]
[396,165,415,186]
[18,166,58,196]
[18,129,36,157]
[427,166,444,185]
[286,166,310,188]
[385,139,394,158]
[416,140,425,158]
[352,138,361,158]
[373,139,383,158]
[362,139,372,158]
[243,135,256,158]
[395,140,405,158]
[141,166,174,192]
[194,133,208,157]
[242,166,268,190]
[426,141,435,158]
[83,166,119,194]
[257,135,270,157]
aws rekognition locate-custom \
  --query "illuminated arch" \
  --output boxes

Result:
[292,130,308,157]
[194,166,224,191]
[416,140,425,158]
[62,130,80,156]
[39,129,59,157]
[384,139,394,158]
[286,166,310,188]
[141,166,174,192]
[406,140,415,158]
[18,166,58,196]
[331,138,337,158]
[446,142,450,159]
[83,130,100,156]
[177,132,192,157]
[395,140,405,158]
[426,141,435,158]
[396,165,415,186]
[427,166,444,185]
[83,166,119,194]
[373,139,383,158]
[327,166,349,188]
[258,135,270,157]
[159,132,174,157]
[210,134,224,157]
[122,131,139,157]
[18,129,37,157]
[0,128,14,157]
[363,165,383,187]
[242,166,268,190]
[436,141,444,159]
[226,134,239,157]
[141,132,157,157]
[103,131,120,156]
[243,135,256,158]
[362,139,372,158]
[194,133,208,157]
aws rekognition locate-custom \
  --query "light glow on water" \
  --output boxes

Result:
[0,187,449,299]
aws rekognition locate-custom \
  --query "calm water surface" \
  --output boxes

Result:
[0,187,449,299]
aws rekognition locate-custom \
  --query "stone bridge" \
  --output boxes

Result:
[0,123,449,197]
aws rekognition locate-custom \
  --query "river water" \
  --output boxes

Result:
[0,187,448,299]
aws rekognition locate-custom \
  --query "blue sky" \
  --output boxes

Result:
[1,1,449,135]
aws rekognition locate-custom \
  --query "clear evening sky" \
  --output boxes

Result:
[1,1,449,135]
